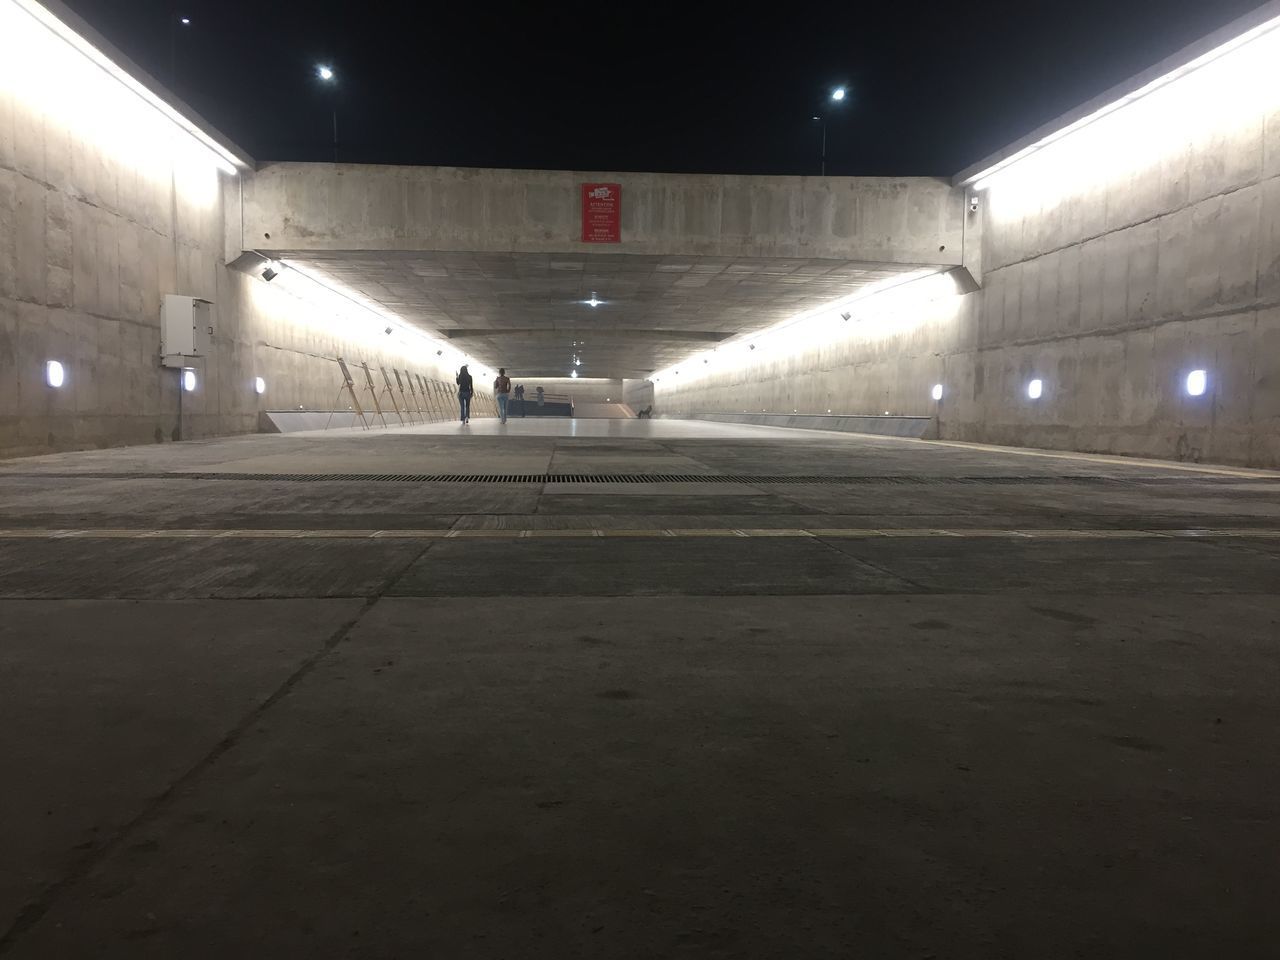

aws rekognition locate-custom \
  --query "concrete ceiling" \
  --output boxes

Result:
[285,251,919,378]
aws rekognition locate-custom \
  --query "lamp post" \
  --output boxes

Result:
[317,64,338,161]
[169,12,191,87]
[812,86,847,176]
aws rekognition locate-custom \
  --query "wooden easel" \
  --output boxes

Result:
[325,357,369,431]
[361,362,390,428]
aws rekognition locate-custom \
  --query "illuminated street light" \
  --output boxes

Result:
[812,86,850,176]
[316,65,339,161]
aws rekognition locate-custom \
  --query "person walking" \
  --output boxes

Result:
[535,385,545,409]
[456,365,473,423]
[494,367,512,423]
[513,383,526,417]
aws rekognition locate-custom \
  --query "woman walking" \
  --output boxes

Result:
[456,365,474,423]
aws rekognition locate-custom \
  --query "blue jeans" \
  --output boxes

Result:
[497,394,509,422]
[458,395,471,421]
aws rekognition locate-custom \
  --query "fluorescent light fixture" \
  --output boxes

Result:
[254,376,266,395]
[931,383,944,401]
[45,360,66,388]
[317,64,335,81]
[3,0,246,174]
[965,9,1280,192]
[182,368,197,392]
[1027,378,1043,400]
[1186,369,1207,396]
[649,268,954,387]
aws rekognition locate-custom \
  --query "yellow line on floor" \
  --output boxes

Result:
[1,528,1278,541]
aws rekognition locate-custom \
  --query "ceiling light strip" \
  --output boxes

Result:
[964,8,1280,190]
[8,0,248,174]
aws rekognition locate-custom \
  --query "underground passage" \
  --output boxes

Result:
[1,0,1279,957]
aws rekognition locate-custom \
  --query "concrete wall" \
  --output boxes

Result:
[0,62,461,459]
[242,163,966,265]
[656,28,1280,468]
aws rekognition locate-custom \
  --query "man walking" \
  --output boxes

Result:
[494,367,512,424]
[513,383,526,417]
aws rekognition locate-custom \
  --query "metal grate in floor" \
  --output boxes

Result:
[0,471,1275,486]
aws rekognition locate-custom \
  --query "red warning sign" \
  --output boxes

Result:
[581,183,621,243]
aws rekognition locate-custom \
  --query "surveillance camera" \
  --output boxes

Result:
[436,349,443,356]
[748,344,756,351]
[840,311,852,321]
[969,197,980,212]
[261,266,278,282]
[384,326,393,335]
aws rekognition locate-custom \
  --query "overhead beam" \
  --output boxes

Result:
[440,328,733,342]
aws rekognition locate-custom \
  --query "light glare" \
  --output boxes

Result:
[931,383,943,401]
[831,87,846,101]
[317,65,334,81]
[1186,369,1207,396]
[45,360,65,388]
[182,369,197,392]
[254,376,266,395]
[1027,379,1043,400]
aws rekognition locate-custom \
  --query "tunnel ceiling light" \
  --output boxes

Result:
[931,383,944,401]
[5,0,248,174]
[964,9,1280,191]
[45,360,66,388]
[570,369,579,378]
[831,87,847,102]
[1027,378,1043,400]
[182,368,197,392]
[254,376,266,395]
[1186,369,1208,396]
[317,64,335,81]
[585,292,603,307]
[179,16,190,24]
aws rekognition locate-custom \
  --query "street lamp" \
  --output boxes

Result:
[316,65,338,161]
[812,86,848,176]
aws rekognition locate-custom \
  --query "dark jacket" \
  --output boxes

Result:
[456,372,473,398]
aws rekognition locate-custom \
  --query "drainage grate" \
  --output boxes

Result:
[0,471,1274,486]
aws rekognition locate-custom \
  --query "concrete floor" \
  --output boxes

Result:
[1,421,1278,958]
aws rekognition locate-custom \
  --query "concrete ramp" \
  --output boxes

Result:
[260,411,423,433]
[680,412,934,438]
[572,403,636,419]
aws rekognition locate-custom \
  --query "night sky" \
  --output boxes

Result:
[63,0,1271,176]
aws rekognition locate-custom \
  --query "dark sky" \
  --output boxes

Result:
[64,0,1271,176]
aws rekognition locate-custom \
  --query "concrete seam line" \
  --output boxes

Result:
[0,601,374,954]
[0,541,435,954]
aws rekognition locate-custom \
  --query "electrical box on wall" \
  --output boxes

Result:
[161,295,213,368]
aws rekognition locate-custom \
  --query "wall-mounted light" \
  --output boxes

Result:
[1185,369,1208,396]
[254,377,266,395]
[570,369,579,378]
[931,383,944,401]
[1027,378,1043,400]
[45,360,66,388]
[182,368,197,392]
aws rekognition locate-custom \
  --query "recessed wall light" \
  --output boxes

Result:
[46,360,66,388]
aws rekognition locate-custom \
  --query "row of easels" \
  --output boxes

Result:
[324,358,498,431]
